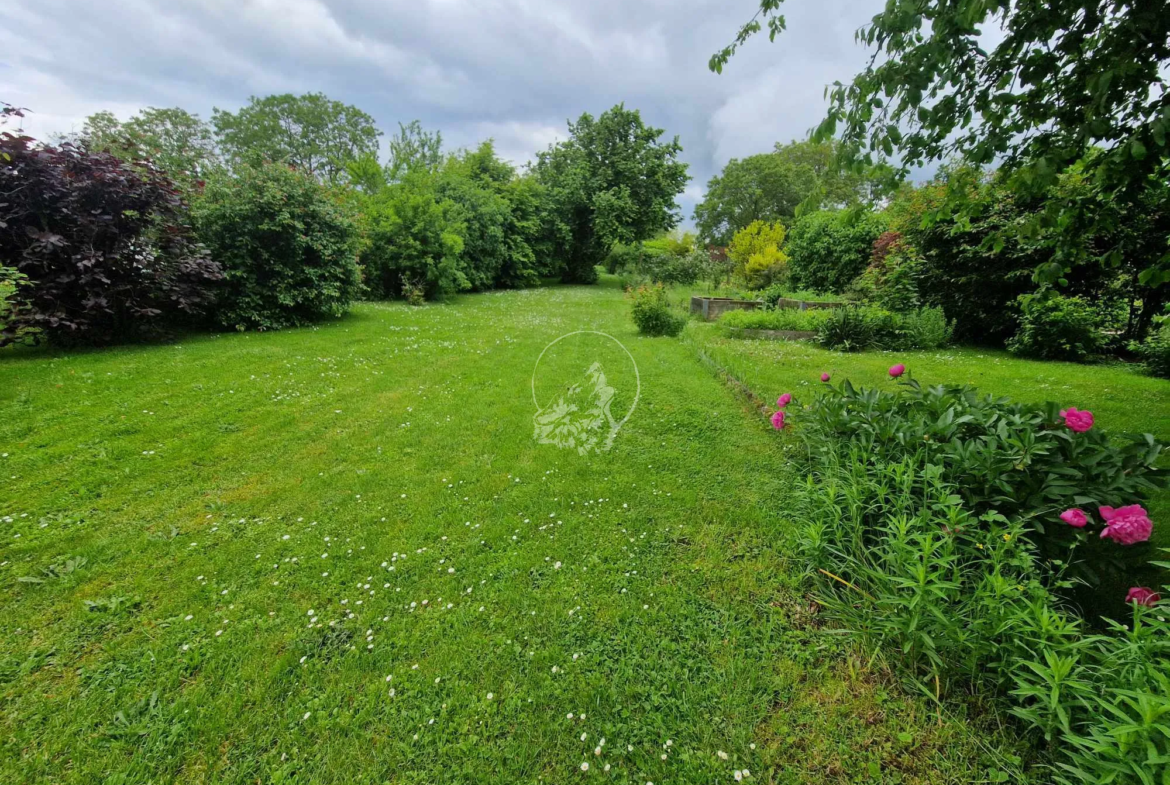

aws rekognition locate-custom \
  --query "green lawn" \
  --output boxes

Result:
[3,282,1036,783]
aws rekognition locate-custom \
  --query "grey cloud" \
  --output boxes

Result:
[0,0,887,225]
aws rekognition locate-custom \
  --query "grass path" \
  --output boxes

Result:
[2,283,1017,783]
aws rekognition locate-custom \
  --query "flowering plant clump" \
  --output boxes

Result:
[770,410,786,430]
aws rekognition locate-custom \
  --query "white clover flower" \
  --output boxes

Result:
[580,763,589,772]
[717,751,729,760]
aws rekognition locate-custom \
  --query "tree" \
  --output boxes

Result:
[786,209,886,294]
[212,93,380,184]
[694,140,882,246]
[191,162,362,330]
[80,107,218,187]
[386,121,443,183]
[436,141,543,290]
[727,220,789,289]
[0,133,222,346]
[712,1,1170,289]
[360,170,466,300]
[534,104,689,283]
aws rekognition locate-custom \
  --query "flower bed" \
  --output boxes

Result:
[767,365,1170,782]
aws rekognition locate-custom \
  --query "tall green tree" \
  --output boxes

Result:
[79,107,218,186]
[386,120,443,183]
[534,104,689,283]
[712,0,1170,288]
[693,139,881,246]
[212,93,380,184]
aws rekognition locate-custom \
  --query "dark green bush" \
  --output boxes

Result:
[193,163,361,330]
[1133,322,1170,378]
[786,209,886,293]
[1006,295,1105,362]
[630,284,685,336]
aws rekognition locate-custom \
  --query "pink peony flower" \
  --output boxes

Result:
[888,363,906,378]
[1098,505,1153,545]
[776,393,793,408]
[1059,407,1094,433]
[770,410,786,430]
[820,373,831,382]
[1125,587,1160,607]
[1060,508,1088,528]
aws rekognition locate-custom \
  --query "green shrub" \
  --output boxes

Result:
[0,266,34,345]
[718,307,832,333]
[815,306,952,351]
[604,243,642,274]
[786,209,886,293]
[1007,295,1106,362]
[849,231,924,311]
[607,244,705,285]
[361,172,467,300]
[630,284,685,337]
[728,220,789,289]
[193,162,361,330]
[1133,321,1170,378]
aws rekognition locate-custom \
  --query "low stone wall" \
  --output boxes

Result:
[728,328,818,342]
[690,296,763,321]
[773,298,844,311]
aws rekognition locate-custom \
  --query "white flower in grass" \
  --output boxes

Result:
[486,692,493,700]
[303,712,311,720]
[717,751,729,760]
[733,771,743,782]
[580,762,589,772]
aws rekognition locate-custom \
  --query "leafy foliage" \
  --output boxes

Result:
[191,162,361,330]
[712,1,1170,290]
[629,284,685,337]
[805,376,1164,585]
[693,140,883,246]
[386,121,444,183]
[790,373,1170,783]
[786,209,886,293]
[718,307,831,333]
[360,171,467,300]
[0,134,222,346]
[728,220,789,289]
[212,93,381,184]
[79,107,219,188]
[848,231,924,312]
[535,105,689,283]
[816,306,951,352]
[1133,322,1170,379]
[1007,295,1107,362]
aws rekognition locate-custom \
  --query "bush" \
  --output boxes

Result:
[816,306,952,351]
[606,244,706,285]
[786,209,886,293]
[718,307,832,333]
[728,220,789,289]
[848,230,924,311]
[359,172,466,301]
[0,266,33,345]
[1007,295,1106,362]
[630,284,685,337]
[0,134,222,346]
[192,162,361,330]
[1133,321,1170,378]
[786,376,1170,782]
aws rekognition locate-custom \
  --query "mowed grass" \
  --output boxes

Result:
[2,281,1023,784]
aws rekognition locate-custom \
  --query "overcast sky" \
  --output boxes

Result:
[0,0,887,224]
